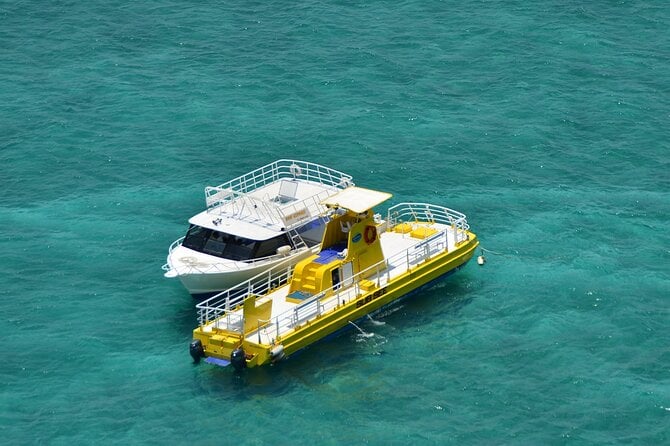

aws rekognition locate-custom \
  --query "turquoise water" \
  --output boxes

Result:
[2,1,669,443]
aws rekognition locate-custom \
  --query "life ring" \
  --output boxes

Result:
[179,256,206,268]
[179,256,199,265]
[363,225,377,244]
[289,163,302,177]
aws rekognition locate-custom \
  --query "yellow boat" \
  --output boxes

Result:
[189,186,478,370]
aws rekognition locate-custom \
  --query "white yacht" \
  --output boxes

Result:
[163,160,354,297]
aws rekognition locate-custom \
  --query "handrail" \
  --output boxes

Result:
[386,202,467,228]
[387,203,470,243]
[199,203,471,334]
[195,245,320,325]
[167,236,185,255]
[218,224,449,335]
[204,159,353,211]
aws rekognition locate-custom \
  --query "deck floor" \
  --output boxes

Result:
[245,180,335,206]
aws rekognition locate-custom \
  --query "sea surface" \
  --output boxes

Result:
[1,1,669,444]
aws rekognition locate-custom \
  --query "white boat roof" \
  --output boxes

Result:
[184,160,355,240]
[322,187,392,213]
[191,178,339,240]
[189,210,281,240]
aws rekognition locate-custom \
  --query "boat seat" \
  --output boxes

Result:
[411,226,438,239]
[394,222,413,234]
[276,180,298,203]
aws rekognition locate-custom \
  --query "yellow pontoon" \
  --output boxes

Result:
[189,186,478,370]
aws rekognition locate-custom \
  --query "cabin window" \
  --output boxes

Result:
[222,235,256,261]
[182,225,210,252]
[203,231,227,256]
[181,225,292,262]
[255,234,291,258]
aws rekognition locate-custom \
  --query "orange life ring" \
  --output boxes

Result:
[363,225,377,244]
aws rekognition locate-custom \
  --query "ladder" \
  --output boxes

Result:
[287,228,307,250]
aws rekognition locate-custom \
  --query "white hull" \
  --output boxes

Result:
[168,246,318,296]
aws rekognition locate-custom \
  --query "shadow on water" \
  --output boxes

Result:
[164,291,201,335]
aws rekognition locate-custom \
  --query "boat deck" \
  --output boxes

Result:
[200,160,354,232]
[199,179,340,233]
[201,222,457,344]
[246,180,336,207]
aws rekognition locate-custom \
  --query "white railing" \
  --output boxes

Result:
[204,159,353,211]
[387,203,470,244]
[195,250,312,325]
[167,236,185,255]
[201,203,471,335]
[246,224,456,338]
[276,190,333,229]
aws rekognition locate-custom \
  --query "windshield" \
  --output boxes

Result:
[181,225,290,261]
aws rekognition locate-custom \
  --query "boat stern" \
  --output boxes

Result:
[190,325,278,370]
[191,292,286,369]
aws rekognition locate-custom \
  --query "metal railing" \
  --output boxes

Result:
[275,190,333,229]
[204,159,353,211]
[246,224,456,338]
[199,203,471,336]
[202,160,353,231]
[195,246,320,325]
[387,203,470,244]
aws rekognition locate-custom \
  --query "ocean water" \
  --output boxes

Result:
[1,1,669,444]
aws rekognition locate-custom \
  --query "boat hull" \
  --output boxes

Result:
[194,233,479,368]
[174,248,317,297]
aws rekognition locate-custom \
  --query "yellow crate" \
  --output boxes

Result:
[410,226,438,239]
[394,222,413,233]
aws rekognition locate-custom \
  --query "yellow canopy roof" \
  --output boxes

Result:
[321,186,392,213]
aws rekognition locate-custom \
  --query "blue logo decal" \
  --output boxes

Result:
[352,233,362,243]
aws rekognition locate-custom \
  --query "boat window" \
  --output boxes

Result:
[203,231,227,256]
[182,226,251,259]
[223,235,256,261]
[182,225,211,252]
[182,225,293,262]
[255,234,291,258]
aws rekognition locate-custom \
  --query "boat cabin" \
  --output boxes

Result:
[286,187,392,302]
